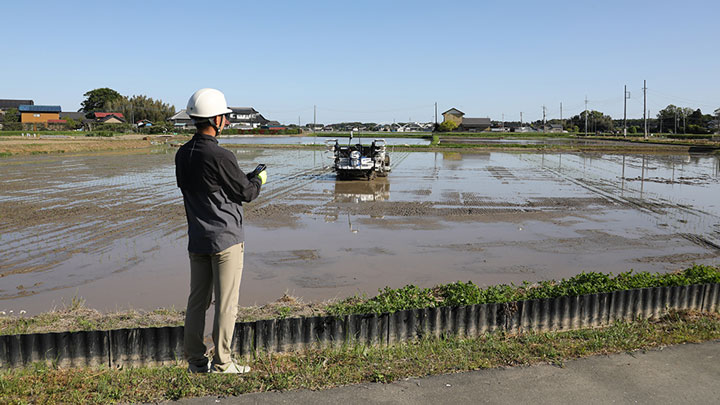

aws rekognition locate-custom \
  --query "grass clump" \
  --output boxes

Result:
[328,265,720,316]
[0,310,717,404]
[0,296,184,336]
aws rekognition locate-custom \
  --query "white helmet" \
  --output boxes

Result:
[186,88,233,118]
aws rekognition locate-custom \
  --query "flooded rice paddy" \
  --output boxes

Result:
[219,135,430,146]
[1,147,719,315]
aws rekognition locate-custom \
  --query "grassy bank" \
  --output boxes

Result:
[328,265,720,316]
[2,266,717,336]
[0,138,156,156]
[0,310,718,404]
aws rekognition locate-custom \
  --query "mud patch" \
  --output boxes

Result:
[291,273,358,289]
[679,233,720,251]
[246,203,314,228]
[258,249,323,266]
[634,252,718,264]
[340,247,394,256]
[623,175,715,185]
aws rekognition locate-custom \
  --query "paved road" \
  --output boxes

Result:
[175,340,719,404]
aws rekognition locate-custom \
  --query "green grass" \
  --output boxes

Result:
[0,296,184,336]
[1,310,717,404]
[0,131,80,136]
[437,131,575,138]
[2,266,717,336]
[328,265,720,316]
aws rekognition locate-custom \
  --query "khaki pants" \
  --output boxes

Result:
[184,242,244,370]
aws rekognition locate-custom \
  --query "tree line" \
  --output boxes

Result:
[520,105,716,135]
[82,88,176,124]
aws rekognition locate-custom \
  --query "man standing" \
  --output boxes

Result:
[175,88,267,373]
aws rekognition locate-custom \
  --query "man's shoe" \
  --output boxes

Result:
[210,362,251,374]
[187,358,211,373]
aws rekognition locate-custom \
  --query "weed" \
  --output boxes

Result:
[328,265,720,315]
[0,310,716,404]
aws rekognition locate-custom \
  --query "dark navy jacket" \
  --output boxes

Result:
[175,133,262,254]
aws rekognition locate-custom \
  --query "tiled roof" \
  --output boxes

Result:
[461,118,491,127]
[93,112,124,118]
[442,108,464,116]
[0,99,34,109]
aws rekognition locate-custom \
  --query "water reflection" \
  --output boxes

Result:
[333,178,390,203]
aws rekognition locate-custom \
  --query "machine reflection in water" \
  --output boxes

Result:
[333,178,390,203]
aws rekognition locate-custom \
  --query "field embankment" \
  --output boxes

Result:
[0,310,717,404]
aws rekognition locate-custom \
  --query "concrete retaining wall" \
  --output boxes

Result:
[1,283,718,369]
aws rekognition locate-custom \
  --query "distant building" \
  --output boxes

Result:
[264,120,286,130]
[442,108,464,126]
[397,122,425,132]
[167,109,193,128]
[168,107,270,130]
[458,117,491,132]
[544,124,564,133]
[19,105,61,130]
[442,107,491,132]
[0,99,34,111]
[59,111,86,121]
[228,107,268,129]
[82,112,126,130]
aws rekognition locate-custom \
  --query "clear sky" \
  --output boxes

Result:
[1,0,718,124]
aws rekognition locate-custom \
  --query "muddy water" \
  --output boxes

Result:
[1,148,719,315]
[219,136,430,145]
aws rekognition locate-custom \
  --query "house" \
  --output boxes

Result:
[544,124,564,133]
[168,107,270,130]
[263,120,286,130]
[91,112,125,121]
[19,105,61,130]
[442,108,464,126]
[167,109,193,128]
[0,99,34,111]
[82,112,126,130]
[443,108,491,132]
[458,117,491,132]
[228,107,269,129]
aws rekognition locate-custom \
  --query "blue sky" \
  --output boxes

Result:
[1,0,718,124]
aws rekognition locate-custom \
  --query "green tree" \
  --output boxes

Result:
[437,120,458,132]
[2,108,21,130]
[568,110,614,133]
[656,105,695,134]
[106,94,176,124]
[64,117,82,130]
[81,88,122,113]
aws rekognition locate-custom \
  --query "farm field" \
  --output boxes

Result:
[0,147,719,318]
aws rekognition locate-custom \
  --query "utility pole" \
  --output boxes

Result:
[584,96,588,136]
[643,80,648,139]
[434,102,438,126]
[542,105,546,128]
[674,110,677,135]
[683,111,686,134]
[520,112,523,129]
[313,105,316,129]
[560,102,563,122]
[623,85,630,138]
[501,113,505,131]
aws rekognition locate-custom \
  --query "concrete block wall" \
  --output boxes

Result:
[1,283,718,369]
